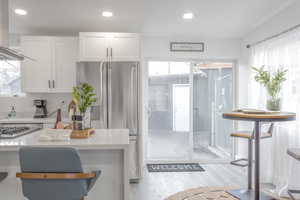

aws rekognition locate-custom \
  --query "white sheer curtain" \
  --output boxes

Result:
[249,28,300,196]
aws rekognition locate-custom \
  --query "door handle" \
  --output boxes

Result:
[52,80,55,88]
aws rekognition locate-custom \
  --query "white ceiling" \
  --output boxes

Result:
[9,0,297,39]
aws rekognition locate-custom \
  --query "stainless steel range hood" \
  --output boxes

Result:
[0,0,30,61]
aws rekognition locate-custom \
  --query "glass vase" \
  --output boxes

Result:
[82,108,92,129]
[266,93,281,111]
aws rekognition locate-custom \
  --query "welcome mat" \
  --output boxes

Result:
[147,163,205,172]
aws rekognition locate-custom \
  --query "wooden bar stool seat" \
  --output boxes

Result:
[230,131,252,139]
[287,148,300,200]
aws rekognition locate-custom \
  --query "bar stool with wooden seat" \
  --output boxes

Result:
[230,123,274,190]
[16,147,101,200]
[287,148,300,200]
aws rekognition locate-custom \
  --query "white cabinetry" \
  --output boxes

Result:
[53,37,78,92]
[79,32,140,62]
[21,37,53,93]
[21,36,78,93]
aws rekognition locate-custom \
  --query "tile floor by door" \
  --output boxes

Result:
[130,164,247,200]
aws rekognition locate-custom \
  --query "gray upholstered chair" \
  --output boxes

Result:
[287,148,300,200]
[16,147,101,200]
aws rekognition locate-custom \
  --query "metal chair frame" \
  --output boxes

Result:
[230,123,274,190]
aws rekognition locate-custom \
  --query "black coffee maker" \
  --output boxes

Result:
[33,99,48,118]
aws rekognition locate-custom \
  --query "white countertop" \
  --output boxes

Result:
[0,129,129,151]
[0,117,70,124]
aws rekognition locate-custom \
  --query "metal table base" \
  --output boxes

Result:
[227,189,277,200]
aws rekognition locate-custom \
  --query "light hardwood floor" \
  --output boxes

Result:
[130,164,247,200]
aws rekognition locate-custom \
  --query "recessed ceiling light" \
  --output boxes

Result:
[102,11,113,17]
[14,9,27,16]
[183,12,194,19]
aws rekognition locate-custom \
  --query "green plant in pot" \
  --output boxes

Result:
[252,66,287,111]
[72,83,97,129]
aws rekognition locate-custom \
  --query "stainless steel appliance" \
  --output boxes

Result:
[33,99,48,118]
[78,61,139,135]
[0,124,42,139]
[100,62,138,135]
[77,61,140,180]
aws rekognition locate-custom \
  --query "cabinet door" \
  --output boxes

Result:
[53,37,78,92]
[21,37,53,93]
[79,33,109,61]
[110,33,140,61]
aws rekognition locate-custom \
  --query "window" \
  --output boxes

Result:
[0,60,23,96]
[148,61,190,76]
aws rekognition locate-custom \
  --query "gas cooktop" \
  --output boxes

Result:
[0,125,42,139]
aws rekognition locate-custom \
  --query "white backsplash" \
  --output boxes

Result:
[0,93,72,118]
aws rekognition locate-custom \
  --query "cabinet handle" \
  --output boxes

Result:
[106,48,108,57]
[52,80,55,88]
[110,48,113,58]
[48,80,51,88]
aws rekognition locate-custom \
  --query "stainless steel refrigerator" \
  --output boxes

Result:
[98,61,138,135]
[77,61,140,180]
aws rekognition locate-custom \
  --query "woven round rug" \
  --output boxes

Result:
[165,187,239,200]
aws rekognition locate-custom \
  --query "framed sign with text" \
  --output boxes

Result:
[170,42,204,52]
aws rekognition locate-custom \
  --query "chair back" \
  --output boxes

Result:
[19,147,88,200]
[250,123,274,138]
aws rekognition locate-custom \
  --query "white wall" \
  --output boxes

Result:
[0,94,71,118]
[142,36,241,60]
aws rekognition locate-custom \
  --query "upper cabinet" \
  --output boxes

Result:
[79,32,140,62]
[21,36,78,93]
[21,37,53,93]
[53,37,78,92]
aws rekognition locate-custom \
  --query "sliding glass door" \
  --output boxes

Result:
[147,61,234,162]
[192,62,234,160]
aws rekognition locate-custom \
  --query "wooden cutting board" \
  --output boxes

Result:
[70,128,95,139]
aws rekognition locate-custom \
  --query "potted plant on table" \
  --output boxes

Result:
[72,83,97,129]
[252,66,287,111]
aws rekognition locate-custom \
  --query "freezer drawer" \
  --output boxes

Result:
[129,136,140,182]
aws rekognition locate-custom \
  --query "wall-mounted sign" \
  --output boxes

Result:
[170,42,204,52]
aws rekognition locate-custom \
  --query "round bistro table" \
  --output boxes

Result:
[223,112,296,200]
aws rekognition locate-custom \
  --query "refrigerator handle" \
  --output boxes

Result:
[99,62,104,102]
[108,62,112,128]
[130,65,136,135]
[99,62,107,127]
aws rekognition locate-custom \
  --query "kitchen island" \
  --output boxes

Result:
[0,129,129,200]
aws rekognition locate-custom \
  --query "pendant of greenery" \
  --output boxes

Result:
[252,66,287,111]
[72,83,97,115]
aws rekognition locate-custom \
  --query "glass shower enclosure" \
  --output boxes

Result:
[147,61,234,162]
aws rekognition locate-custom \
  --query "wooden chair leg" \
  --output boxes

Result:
[81,197,84,200]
